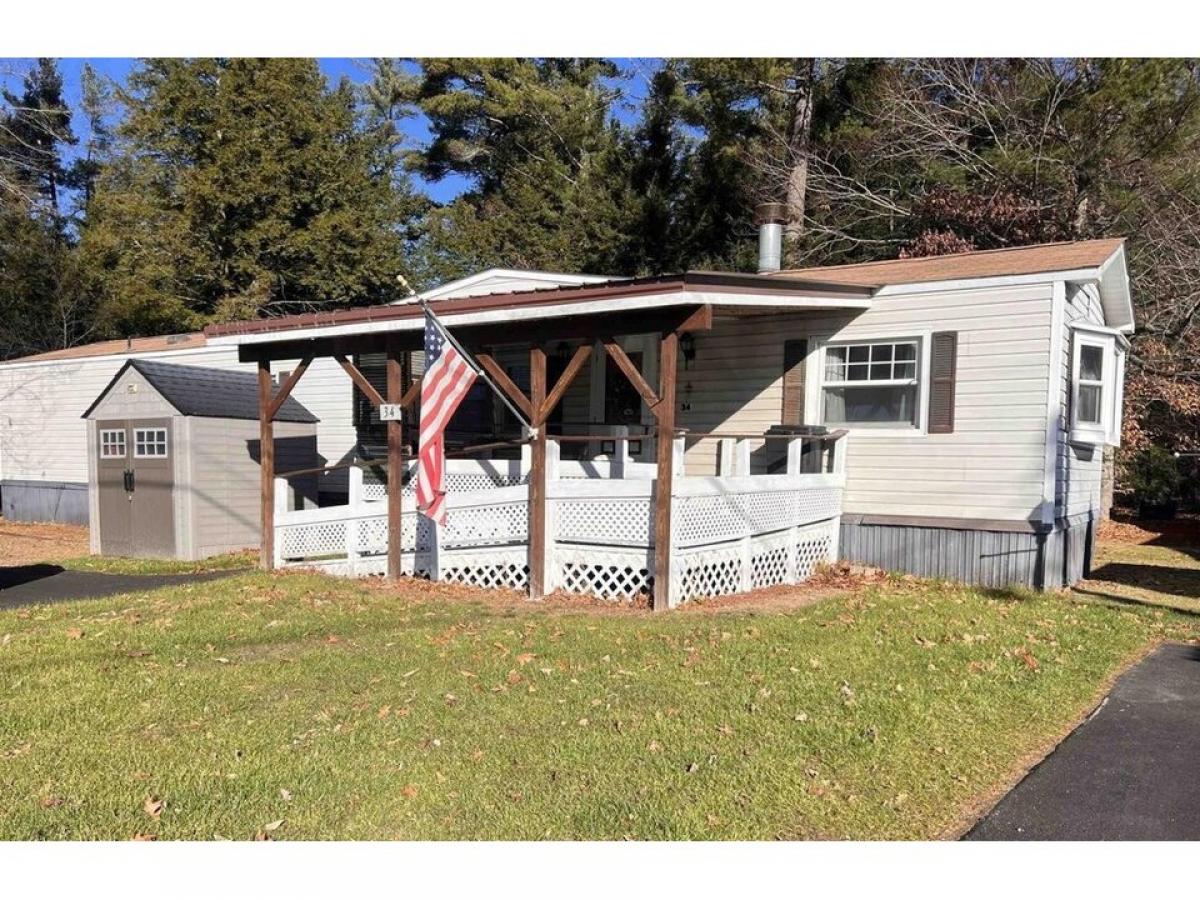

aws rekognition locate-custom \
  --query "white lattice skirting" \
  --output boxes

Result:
[274,455,844,605]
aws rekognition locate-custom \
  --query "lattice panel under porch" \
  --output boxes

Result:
[675,543,744,600]
[750,529,793,589]
[554,498,652,546]
[553,545,653,601]
[794,522,833,580]
[439,548,529,590]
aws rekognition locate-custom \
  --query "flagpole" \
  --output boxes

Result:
[419,298,535,434]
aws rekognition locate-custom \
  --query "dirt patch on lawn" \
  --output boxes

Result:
[360,562,881,617]
[0,518,89,567]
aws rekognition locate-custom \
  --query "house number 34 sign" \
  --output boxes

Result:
[379,404,404,422]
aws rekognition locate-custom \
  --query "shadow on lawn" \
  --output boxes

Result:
[0,563,65,592]
[1072,550,1200,616]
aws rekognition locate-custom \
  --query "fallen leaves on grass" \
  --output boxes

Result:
[65,628,84,640]
[143,796,164,819]
[1016,648,1040,671]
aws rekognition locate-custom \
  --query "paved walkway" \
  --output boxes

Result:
[0,564,242,608]
[967,642,1200,840]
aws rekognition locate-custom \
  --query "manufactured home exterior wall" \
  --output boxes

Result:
[1057,282,1107,520]
[678,281,1057,523]
[0,345,354,522]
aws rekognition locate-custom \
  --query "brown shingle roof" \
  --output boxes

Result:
[5,332,207,364]
[776,238,1125,286]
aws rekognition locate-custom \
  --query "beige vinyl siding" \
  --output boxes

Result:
[482,341,593,432]
[184,417,317,559]
[0,347,354,487]
[678,282,1056,521]
[1057,283,1107,519]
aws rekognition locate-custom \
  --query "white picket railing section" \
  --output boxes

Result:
[274,431,846,606]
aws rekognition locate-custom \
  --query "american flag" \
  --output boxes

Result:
[416,310,478,525]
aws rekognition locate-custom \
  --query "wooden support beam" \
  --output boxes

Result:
[265,355,312,420]
[652,331,679,611]
[236,305,714,364]
[528,346,548,600]
[476,352,533,421]
[538,343,591,424]
[602,338,661,413]
[400,376,421,410]
[257,360,275,571]
[334,354,385,408]
[386,342,404,580]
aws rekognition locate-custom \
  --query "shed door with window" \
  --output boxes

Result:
[96,418,175,558]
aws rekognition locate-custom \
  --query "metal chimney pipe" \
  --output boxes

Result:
[755,202,787,274]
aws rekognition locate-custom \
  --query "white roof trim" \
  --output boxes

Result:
[397,268,613,305]
[1094,244,1135,333]
[210,289,874,347]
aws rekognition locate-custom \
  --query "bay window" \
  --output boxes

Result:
[822,339,921,427]
[1070,330,1124,445]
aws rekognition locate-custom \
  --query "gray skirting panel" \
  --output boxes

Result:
[839,512,1096,591]
[0,480,89,525]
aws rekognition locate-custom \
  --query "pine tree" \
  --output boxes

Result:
[80,58,424,336]
[406,57,635,282]
[0,57,76,220]
[0,58,93,359]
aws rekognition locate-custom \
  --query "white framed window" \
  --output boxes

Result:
[133,427,168,458]
[100,429,126,459]
[1070,331,1123,445]
[821,338,922,428]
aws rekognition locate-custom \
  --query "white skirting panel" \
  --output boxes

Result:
[272,447,845,605]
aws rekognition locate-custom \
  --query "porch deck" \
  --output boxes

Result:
[273,431,846,607]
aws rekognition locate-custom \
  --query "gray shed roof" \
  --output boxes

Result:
[82,359,319,423]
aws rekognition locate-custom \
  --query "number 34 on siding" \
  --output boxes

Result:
[379,404,404,422]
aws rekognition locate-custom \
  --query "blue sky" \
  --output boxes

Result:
[7,57,656,206]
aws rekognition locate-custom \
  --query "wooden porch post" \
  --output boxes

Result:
[386,340,404,579]
[528,345,548,599]
[257,360,275,571]
[653,331,678,611]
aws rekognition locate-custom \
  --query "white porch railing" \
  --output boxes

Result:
[273,431,847,606]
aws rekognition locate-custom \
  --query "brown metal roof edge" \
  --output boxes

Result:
[204,270,876,339]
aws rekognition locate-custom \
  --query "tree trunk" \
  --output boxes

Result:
[782,58,817,268]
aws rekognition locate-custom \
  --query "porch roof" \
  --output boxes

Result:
[204,270,876,359]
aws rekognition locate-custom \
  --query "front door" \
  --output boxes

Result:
[97,420,133,556]
[96,419,176,558]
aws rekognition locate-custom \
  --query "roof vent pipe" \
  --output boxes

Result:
[755,202,787,274]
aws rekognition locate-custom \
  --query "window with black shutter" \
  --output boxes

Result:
[927,331,958,434]
[781,339,807,426]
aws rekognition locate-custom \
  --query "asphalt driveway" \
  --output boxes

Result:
[0,564,242,609]
[967,642,1200,840]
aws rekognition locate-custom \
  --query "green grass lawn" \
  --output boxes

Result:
[0,552,1196,841]
[1078,540,1200,615]
[57,550,256,576]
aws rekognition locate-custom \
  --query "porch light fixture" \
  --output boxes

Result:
[680,332,696,369]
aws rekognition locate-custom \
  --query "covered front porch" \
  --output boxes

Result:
[205,271,872,609]
[271,428,846,605]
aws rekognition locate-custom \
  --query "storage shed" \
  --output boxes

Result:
[82,359,319,560]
